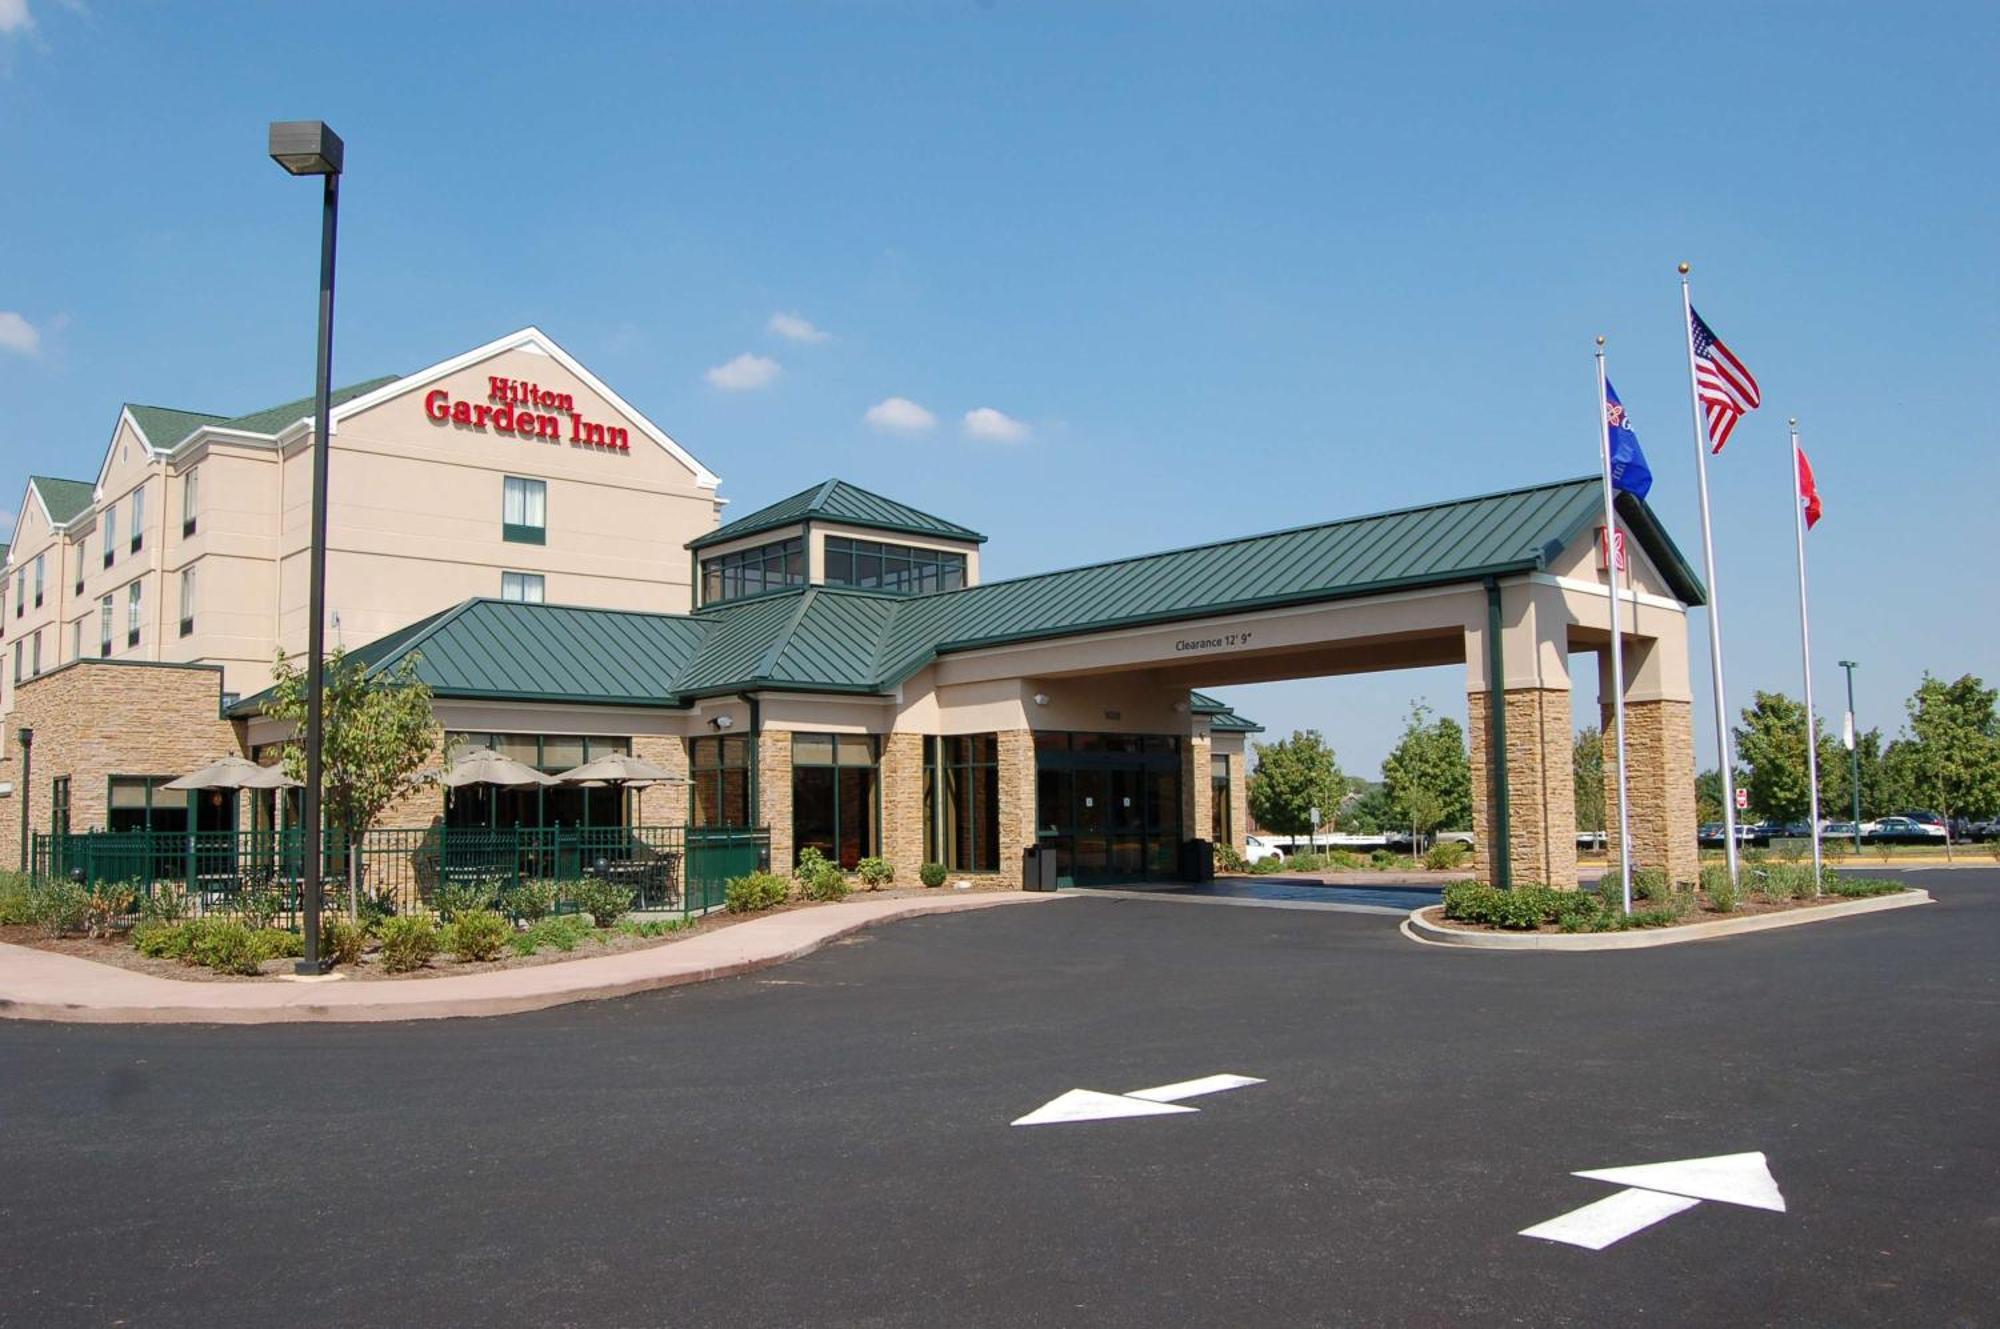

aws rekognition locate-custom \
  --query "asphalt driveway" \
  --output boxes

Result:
[1,869,1994,1327]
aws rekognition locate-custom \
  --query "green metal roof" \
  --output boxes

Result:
[233,476,1704,715]
[1209,710,1264,734]
[216,376,401,437]
[688,478,987,551]
[126,404,226,452]
[30,476,97,525]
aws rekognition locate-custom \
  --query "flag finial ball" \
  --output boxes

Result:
[1595,335,1606,347]
[1789,417,1798,427]
[1678,261,1691,274]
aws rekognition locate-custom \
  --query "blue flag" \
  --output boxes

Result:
[1604,378,1652,500]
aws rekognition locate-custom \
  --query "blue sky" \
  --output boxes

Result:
[2,2,1994,776]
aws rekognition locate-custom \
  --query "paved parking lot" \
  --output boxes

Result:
[1,869,1994,1327]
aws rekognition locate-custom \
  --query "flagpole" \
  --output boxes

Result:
[1679,262,1741,888]
[1596,337,1635,914]
[1790,418,1824,893]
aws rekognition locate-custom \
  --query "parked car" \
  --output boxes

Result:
[1870,815,1948,845]
[1968,815,2000,842]
[1825,819,1879,840]
[1698,822,1769,847]
[1243,834,1286,865]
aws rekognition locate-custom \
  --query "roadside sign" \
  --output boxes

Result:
[1735,788,1749,811]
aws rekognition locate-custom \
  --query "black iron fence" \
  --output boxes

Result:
[30,825,770,925]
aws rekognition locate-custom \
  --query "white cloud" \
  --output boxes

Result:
[963,407,1030,443]
[0,0,32,37]
[0,311,40,356]
[863,396,937,434]
[704,352,780,392]
[767,311,829,344]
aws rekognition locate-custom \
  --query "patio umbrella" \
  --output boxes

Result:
[438,746,558,788]
[164,755,301,791]
[555,752,685,827]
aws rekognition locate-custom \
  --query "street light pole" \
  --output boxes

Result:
[269,121,344,974]
[1838,659,1861,852]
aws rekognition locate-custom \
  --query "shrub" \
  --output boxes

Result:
[356,887,400,933]
[1247,856,1285,874]
[231,884,284,931]
[250,928,304,963]
[1441,881,1500,921]
[1822,837,1850,861]
[1700,864,1738,913]
[793,848,849,901]
[187,920,263,975]
[1443,882,1602,931]
[321,915,368,967]
[1369,849,1398,869]
[435,880,501,923]
[566,878,635,928]
[29,881,88,939]
[378,916,439,973]
[140,882,191,923]
[725,871,792,914]
[614,917,693,939]
[919,861,948,888]
[508,914,595,955]
[1824,876,1908,899]
[501,879,559,923]
[1422,841,1468,871]
[856,856,894,889]
[0,872,34,925]
[1631,867,1671,902]
[132,920,191,959]
[1213,843,1248,874]
[81,884,137,938]
[441,908,511,962]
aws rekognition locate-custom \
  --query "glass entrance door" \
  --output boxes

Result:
[1034,733,1183,884]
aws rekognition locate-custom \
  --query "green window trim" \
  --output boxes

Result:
[823,535,966,595]
[790,732,880,869]
[502,523,547,546]
[441,732,635,829]
[924,734,1000,872]
[700,536,806,606]
[687,734,752,828]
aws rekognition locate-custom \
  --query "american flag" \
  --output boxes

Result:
[1689,305,1760,452]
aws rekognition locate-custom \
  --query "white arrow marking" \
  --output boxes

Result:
[1571,1151,1786,1212]
[1010,1089,1200,1126]
[1125,1074,1266,1103]
[1011,1075,1263,1125]
[1520,1187,1702,1249]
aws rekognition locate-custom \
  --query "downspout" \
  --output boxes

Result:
[1483,578,1512,889]
[16,726,31,875]
[737,691,762,834]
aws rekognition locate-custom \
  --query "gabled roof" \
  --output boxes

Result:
[214,377,401,437]
[232,476,1704,716]
[688,478,987,551]
[126,405,225,452]
[1209,710,1264,734]
[29,476,97,525]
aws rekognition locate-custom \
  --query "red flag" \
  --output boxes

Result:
[1796,445,1822,529]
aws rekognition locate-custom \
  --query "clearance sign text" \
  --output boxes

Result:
[424,377,631,452]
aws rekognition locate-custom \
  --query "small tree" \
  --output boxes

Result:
[1248,730,1344,839]
[267,648,442,918]
[1381,703,1472,848]
[1734,690,1817,824]
[1573,727,1606,837]
[1900,673,2000,857]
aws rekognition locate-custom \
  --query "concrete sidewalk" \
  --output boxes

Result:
[0,892,1061,1025]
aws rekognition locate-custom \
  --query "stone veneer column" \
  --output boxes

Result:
[879,732,927,884]
[757,729,793,871]
[631,734,690,827]
[1602,698,1699,886]
[1183,732,1213,845]
[995,730,1038,885]
[1467,687,1578,889]
[1227,751,1250,855]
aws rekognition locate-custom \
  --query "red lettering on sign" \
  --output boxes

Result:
[424,382,623,454]
[424,389,450,422]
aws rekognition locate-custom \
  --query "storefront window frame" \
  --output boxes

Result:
[440,732,634,829]
[823,536,967,595]
[687,734,752,828]
[790,732,880,869]
[924,734,1000,872]
[700,536,806,606]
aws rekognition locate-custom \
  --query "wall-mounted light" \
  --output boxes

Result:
[1032,693,1049,707]
[710,714,735,730]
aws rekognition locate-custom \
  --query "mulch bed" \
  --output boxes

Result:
[0,882,1010,983]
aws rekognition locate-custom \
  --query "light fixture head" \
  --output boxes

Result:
[268,120,344,176]
[710,714,735,730]
[1032,693,1049,707]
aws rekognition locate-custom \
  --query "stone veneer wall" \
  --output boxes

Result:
[633,734,692,828]
[0,661,245,871]
[992,729,1038,888]
[1227,751,1250,855]
[880,732,926,884]
[1600,698,1699,886]
[758,730,793,871]
[1182,732,1213,850]
[1467,686,1578,889]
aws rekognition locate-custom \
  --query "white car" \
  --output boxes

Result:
[1243,835,1287,865]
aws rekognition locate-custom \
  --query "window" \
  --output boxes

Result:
[791,733,879,869]
[73,548,82,596]
[500,571,545,604]
[12,568,20,617]
[99,595,112,656]
[102,502,116,568]
[70,619,81,663]
[130,484,145,553]
[30,629,40,677]
[51,776,70,839]
[182,468,198,536]
[502,476,547,544]
[1211,755,1231,845]
[440,732,633,829]
[126,581,141,648]
[824,536,967,595]
[10,640,18,685]
[700,537,805,606]
[32,553,44,608]
[108,776,189,834]
[688,735,751,827]
[925,734,999,872]
[179,567,196,636]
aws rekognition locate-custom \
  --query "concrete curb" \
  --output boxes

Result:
[1400,888,1933,951]
[0,892,1063,1025]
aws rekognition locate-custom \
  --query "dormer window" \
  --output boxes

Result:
[700,537,805,606]
[824,537,966,594]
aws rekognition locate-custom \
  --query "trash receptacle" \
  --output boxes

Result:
[1022,844,1059,892]
[1180,838,1215,884]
